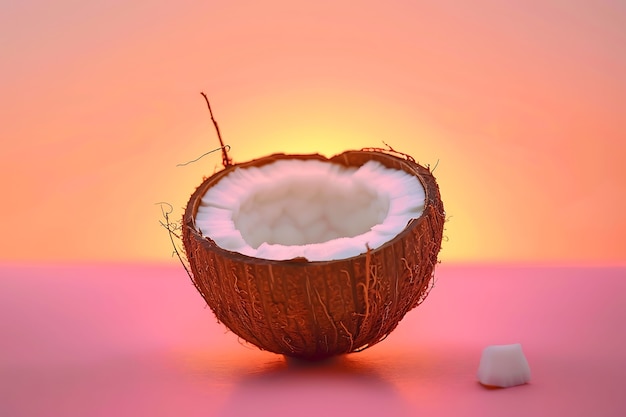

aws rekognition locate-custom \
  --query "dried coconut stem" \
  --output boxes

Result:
[156,202,193,281]
[200,92,232,168]
[362,142,416,163]
[176,145,231,167]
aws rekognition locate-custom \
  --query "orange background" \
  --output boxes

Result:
[2,1,625,264]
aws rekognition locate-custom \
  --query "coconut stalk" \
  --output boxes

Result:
[181,143,445,360]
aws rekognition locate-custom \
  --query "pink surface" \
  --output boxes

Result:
[1,263,625,416]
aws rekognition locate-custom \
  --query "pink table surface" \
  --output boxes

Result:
[1,263,625,417]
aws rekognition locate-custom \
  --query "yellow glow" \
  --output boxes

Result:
[1,1,625,264]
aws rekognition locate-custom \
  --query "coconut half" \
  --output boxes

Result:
[182,149,445,360]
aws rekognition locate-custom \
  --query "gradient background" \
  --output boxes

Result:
[2,0,625,265]
[2,2,626,416]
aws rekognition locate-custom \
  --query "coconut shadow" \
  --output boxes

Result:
[214,354,413,417]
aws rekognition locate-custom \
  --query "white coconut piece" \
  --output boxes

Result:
[477,344,531,388]
[195,159,426,261]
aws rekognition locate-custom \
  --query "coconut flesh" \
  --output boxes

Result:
[195,159,426,261]
[477,344,531,388]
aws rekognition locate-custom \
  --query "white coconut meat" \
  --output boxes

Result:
[477,344,531,388]
[194,159,426,261]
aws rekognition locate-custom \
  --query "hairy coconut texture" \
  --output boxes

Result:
[182,150,445,360]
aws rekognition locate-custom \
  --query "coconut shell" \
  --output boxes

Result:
[182,149,445,360]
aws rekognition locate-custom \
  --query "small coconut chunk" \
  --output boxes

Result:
[195,159,425,261]
[477,344,531,388]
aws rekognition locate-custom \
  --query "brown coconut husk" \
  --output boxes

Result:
[182,149,445,360]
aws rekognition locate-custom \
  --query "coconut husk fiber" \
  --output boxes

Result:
[182,149,445,360]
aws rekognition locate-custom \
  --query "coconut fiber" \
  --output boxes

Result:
[182,149,445,360]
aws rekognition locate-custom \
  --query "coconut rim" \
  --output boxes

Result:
[183,149,440,266]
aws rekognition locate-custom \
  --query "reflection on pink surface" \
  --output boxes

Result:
[1,263,625,416]
[214,357,412,417]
